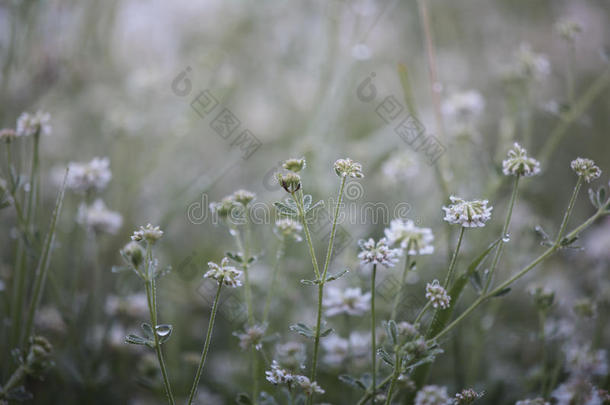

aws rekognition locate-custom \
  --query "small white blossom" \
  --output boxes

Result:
[234,324,266,351]
[282,157,306,173]
[425,280,451,309]
[209,197,238,219]
[570,158,601,183]
[415,385,450,405]
[502,143,541,177]
[274,218,303,242]
[0,128,17,142]
[384,219,434,255]
[441,90,485,121]
[555,18,582,41]
[295,375,325,395]
[442,196,493,228]
[131,223,163,243]
[564,343,608,377]
[515,399,550,405]
[381,151,419,183]
[231,189,256,206]
[397,322,419,339]
[77,199,123,234]
[324,287,371,317]
[16,111,52,137]
[552,377,603,405]
[334,158,364,178]
[321,335,349,366]
[275,342,306,369]
[513,43,551,80]
[204,257,243,288]
[265,360,294,385]
[454,388,484,404]
[66,157,112,194]
[358,238,401,267]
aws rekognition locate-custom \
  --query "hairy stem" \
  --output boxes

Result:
[443,227,465,288]
[186,279,223,405]
[370,264,377,405]
[391,253,411,321]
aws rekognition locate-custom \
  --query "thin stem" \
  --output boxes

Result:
[384,350,401,405]
[555,176,583,243]
[296,189,321,279]
[186,279,223,405]
[414,300,432,325]
[321,177,346,280]
[144,245,175,405]
[370,264,377,405]
[391,253,411,321]
[263,237,285,325]
[356,374,393,405]
[483,175,520,293]
[443,227,465,288]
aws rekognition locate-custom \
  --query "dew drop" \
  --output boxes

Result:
[502,234,511,243]
[155,325,171,337]
[229,229,238,236]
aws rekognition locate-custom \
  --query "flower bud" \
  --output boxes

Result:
[122,241,145,268]
[276,172,301,194]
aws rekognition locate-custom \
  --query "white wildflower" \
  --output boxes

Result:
[274,218,303,242]
[564,343,608,377]
[442,196,493,228]
[265,360,294,385]
[66,157,112,193]
[0,128,17,142]
[204,257,243,288]
[425,280,451,309]
[334,158,364,178]
[16,111,52,137]
[321,335,348,366]
[381,151,419,183]
[384,218,434,255]
[231,189,256,206]
[282,157,306,173]
[441,90,485,120]
[275,342,306,369]
[454,388,484,404]
[555,18,582,41]
[571,158,601,183]
[234,324,266,351]
[514,43,551,80]
[502,143,541,177]
[358,238,401,267]
[552,377,603,405]
[131,223,163,243]
[209,197,239,219]
[76,199,123,234]
[324,287,371,317]
[515,399,550,405]
[295,375,325,395]
[415,385,450,405]
[396,322,419,339]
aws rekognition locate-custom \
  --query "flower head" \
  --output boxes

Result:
[442,196,493,228]
[121,241,145,268]
[502,143,541,177]
[16,111,52,137]
[231,189,256,206]
[131,223,163,244]
[384,219,434,255]
[282,157,306,173]
[234,324,267,351]
[555,18,582,41]
[425,280,451,309]
[324,287,371,317]
[204,257,243,287]
[77,199,123,234]
[454,388,484,404]
[334,158,364,178]
[209,197,239,219]
[515,399,550,405]
[265,360,294,385]
[570,158,601,183]
[441,90,485,120]
[513,43,550,80]
[295,375,325,395]
[0,128,16,142]
[275,342,306,369]
[66,157,112,194]
[276,172,302,194]
[396,322,419,340]
[415,385,450,405]
[274,218,303,242]
[358,237,401,267]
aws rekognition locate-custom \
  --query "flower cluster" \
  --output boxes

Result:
[322,332,369,366]
[16,111,52,137]
[513,43,550,80]
[415,385,449,405]
[502,143,541,177]
[209,197,239,219]
[234,324,267,351]
[76,199,123,234]
[454,388,484,404]
[265,360,324,394]
[231,189,256,206]
[274,218,303,242]
[334,158,364,178]
[515,399,550,405]
[282,157,306,172]
[441,90,485,120]
[276,172,302,194]
[204,257,243,288]
[384,218,434,255]
[131,223,164,244]
[425,280,451,309]
[358,237,401,267]
[442,196,493,228]
[324,287,371,317]
[555,18,582,41]
[570,158,601,183]
[66,157,112,193]
[0,128,17,142]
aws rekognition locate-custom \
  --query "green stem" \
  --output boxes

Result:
[356,375,393,405]
[483,175,520,293]
[296,189,321,280]
[391,253,411,321]
[384,350,401,405]
[555,176,582,243]
[144,245,175,405]
[263,238,285,325]
[371,264,377,405]
[186,279,223,405]
[443,227,465,288]
[321,177,346,280]
[414,300,432,325]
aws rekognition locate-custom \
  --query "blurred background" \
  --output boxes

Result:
[1,0,609,403]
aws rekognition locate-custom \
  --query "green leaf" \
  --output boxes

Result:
[226,251,243,263]
[290,323,315,338]
[273,201,297,216]
[236,393,253,405]
[338,375,367,391]
[325,269,349,282]
[125,334,149,346]
[378,348,394,366]
[319,328,333,337]
[386,320,398,345]
[300,279,319,286]
[397,63,419,118]
[589,188,600,209]
[141,323,154,339]
[302,194,312,209]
